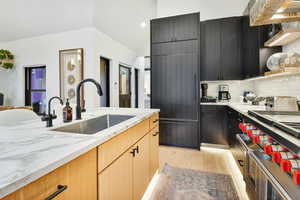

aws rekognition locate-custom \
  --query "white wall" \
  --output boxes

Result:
[156,0,249,20]
[0,27,138,108]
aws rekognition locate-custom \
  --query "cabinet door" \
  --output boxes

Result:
[133,134,150,200]
[66,149,97,200]
[149,126,159,178]
[151,18,174,43]
[152,41,199,120]
[173,13,199,41]
[159,120,199,148]
[200,106,228,146]
[98,148,133,200]
[21,164,68,200]
[242,16,260,79]
[200,20,221,81]
[220,17,243,80]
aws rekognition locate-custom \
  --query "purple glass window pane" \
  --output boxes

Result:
[31,68,46,90]
[31,92,46,114]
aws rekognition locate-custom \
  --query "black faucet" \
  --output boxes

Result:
[42,96,64,127]
[76,78,103,120]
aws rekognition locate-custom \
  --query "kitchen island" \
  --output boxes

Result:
[0,107,159,200]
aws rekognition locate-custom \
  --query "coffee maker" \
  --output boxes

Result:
[201,83,217,103]
[218,85,231,101]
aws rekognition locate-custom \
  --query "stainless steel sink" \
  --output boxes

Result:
[52,114,135,135]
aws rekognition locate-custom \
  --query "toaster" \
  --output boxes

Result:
[265,96,300,112]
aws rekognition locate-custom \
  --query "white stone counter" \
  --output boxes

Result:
[0,107,159,198]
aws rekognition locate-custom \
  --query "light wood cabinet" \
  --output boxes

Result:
[133,134,150,200]
[98,119,150,173]
[1,149,97,200]
[65,149,97,200]
[149,126,159,178]
[98,147,133,200]
[98,134,151,200]
[149,113,159,130]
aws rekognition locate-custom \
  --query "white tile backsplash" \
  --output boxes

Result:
[202,74,300,103]
[253,74,300,99]
[201,80,254,103]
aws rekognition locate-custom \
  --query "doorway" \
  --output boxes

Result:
[119,65,131,108]
[144,57,151,108]
[135,68,139,108]
[100,57,110,107]
[25,66,47,115]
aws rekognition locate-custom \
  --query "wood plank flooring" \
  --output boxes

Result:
[158,145,249,200]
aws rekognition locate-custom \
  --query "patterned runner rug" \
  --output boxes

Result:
[150,164,239,200]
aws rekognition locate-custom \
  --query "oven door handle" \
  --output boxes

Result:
[249,151,293,200]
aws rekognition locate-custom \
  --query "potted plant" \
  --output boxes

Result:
[0,49,14,70]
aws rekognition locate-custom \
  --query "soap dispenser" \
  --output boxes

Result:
[63,98,73,123]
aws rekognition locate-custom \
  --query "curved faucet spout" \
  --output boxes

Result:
[76,78,103,120]
[48,96,64,115]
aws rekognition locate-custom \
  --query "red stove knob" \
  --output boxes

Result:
[272,152,282,163]
[246,130,252,137]
[293,170,300,185]
[272,152,296,164]
[280,160,292,173]
[239,123,244,131]
[264,145,273,155]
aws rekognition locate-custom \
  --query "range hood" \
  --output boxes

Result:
[249,0,300,26]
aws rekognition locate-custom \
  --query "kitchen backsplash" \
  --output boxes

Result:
[200,80,254,103]
[253,75,300,98]
[201,74,300,103]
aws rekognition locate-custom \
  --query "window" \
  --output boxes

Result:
[25,66,46,114]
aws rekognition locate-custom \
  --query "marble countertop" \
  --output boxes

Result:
[0,107,159,198]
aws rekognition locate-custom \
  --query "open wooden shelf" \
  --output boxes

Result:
[265,30,300,47]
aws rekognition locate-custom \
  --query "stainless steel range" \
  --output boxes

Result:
[248,110,300,138]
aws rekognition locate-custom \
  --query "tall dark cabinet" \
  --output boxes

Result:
[200,17,243,81]
[200,16,282,81]
[151,13,200,149]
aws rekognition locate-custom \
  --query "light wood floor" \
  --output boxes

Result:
[159,146,249,200]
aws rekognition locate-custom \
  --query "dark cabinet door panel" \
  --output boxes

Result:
[200,20,221,81]
[200,106,229,146]
[152,40,198,56]
[220,18,243,80]
[173,13,199,41]
[152,52,198,120]
[151,13,200,149]
[159,120,199,148]
[242,16,260,79]
[151,18,174,44]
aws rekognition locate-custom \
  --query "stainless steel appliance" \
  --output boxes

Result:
[218,84,231,101]
[234,134,260,199]
[248,150,300,200]
[248,110,300,138]
[265,96,300,112]
[235,134,300,200]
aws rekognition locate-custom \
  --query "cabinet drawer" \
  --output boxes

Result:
[149,126,159,178]
[22,165,68,200]
[98,119,150,173]
[150,113,159,130]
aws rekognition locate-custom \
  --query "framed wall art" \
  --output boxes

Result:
[59,48,84,105]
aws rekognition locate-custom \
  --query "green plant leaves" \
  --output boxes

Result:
[0,49,14,69]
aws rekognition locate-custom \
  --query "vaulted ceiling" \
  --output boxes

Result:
[0,0,157,55]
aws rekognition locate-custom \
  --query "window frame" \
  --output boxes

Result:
[25,66,46,114]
